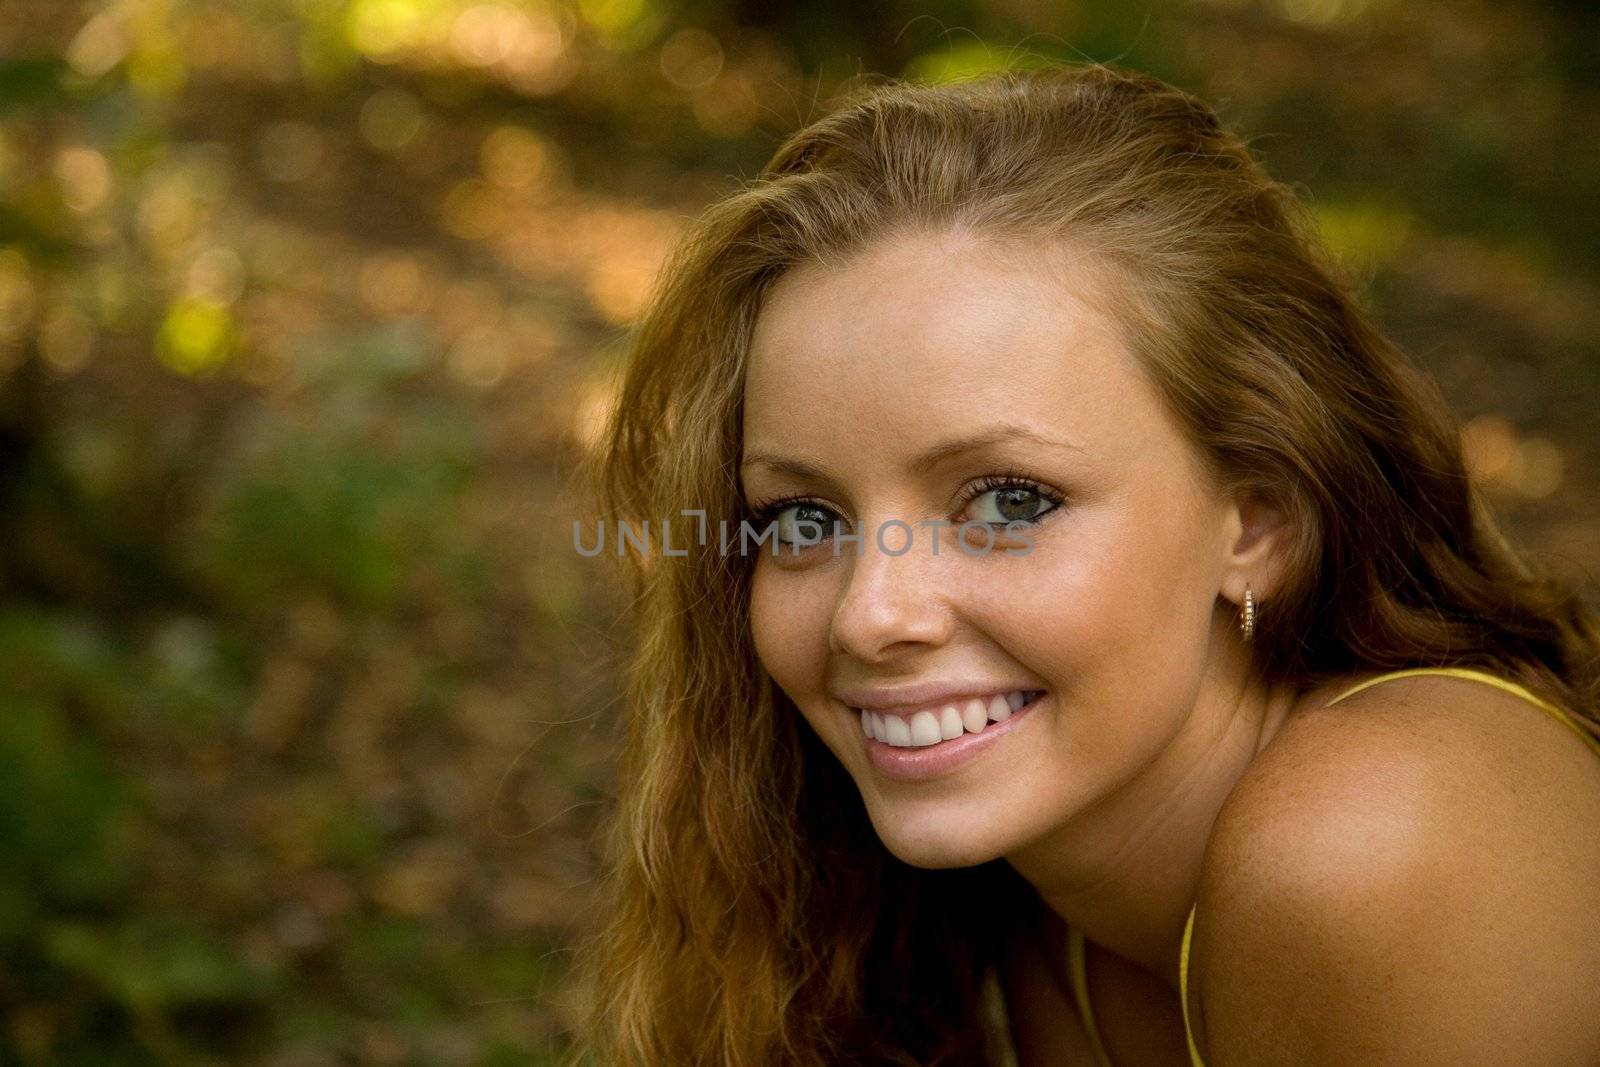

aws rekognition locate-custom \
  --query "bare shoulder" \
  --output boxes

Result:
[1188,671,1600,1065]
[1218,669,1600,849]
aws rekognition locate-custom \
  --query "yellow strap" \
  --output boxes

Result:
[1070,919,1208,1067]
[1179,903,1206,1067]
[1066,924,1116,1067]
[1323,666,1600,759]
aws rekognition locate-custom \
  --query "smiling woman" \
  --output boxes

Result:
[568,63,1600,1067]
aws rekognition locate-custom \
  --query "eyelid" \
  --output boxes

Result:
[747,492,840,523]
[956,471,1067,515]
[749,470,1064,512]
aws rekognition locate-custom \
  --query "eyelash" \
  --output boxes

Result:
[746,469,1066,540]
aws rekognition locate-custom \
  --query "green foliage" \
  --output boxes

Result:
[189,326,481,616]
[0,608,275,1064]
[0,612,136,923]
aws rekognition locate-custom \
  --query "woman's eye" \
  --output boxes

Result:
[772,503,836,545]
[967,484,1058,525]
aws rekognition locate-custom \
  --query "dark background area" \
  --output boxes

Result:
[1,0,1597,1063]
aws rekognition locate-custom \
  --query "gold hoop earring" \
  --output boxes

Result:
[1239,585,1256,641]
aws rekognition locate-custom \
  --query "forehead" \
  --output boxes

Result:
[742,227,1171,470]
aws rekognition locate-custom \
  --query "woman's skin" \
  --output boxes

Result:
[740,225,1600,1064]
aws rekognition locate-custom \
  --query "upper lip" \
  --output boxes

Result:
[833,681,1041,714]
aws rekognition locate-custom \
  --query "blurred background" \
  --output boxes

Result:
[0,0,1596,1063]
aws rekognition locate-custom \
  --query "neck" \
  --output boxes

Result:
[1003,643,1333,989]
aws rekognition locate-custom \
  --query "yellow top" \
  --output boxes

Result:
[1064,665,1600,1067]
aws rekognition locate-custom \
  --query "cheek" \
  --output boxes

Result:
[962,522,1124,670]
[749,564,832,705]
[964,506,1207,720]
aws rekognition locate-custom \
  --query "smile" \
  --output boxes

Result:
[857,689,1045,747]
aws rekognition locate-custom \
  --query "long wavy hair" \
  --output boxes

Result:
[563,61,1600,1066]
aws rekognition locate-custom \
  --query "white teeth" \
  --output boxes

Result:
[961,698,989,734]
[862,690,1041,747]
[939,704,965,740]
[883,714,912,746]
[908,710,943,746]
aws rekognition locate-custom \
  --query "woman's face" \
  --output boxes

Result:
[741,226,1245,870]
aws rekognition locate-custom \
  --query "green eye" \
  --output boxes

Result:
[775,503,833,545]
[964,476,1064,526]
[750,497,840,546]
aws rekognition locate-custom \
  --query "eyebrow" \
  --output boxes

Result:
[740,425,1085,482]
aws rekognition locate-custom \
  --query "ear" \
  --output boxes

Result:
[1218,491,1293,607]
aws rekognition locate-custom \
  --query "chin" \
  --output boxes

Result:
[866,808,1016,870]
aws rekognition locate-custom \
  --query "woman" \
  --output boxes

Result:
[568,62,1600,1065]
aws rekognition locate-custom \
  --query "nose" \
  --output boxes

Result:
[828,526,954,662]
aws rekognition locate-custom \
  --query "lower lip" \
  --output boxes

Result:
[861,693,1045,781]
